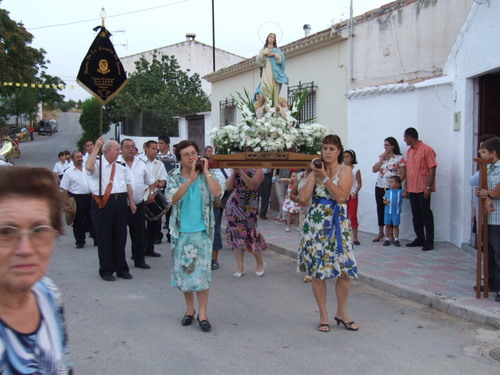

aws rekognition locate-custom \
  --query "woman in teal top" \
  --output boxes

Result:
[166,140,223,332]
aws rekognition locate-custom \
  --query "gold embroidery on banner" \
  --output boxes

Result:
[97,59,110,74]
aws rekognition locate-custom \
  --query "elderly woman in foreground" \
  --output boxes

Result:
[166,140,223,332]
[0,166,73,373]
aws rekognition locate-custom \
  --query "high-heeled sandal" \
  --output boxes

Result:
[317,323,330,332]
[334,317,358,331]
[372,233,384,242]
[181,311,195,326]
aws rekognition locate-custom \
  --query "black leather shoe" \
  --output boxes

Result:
[101,274,116,282]
[406,240,424,247]
[197,316,211,332]
[135,263,151,269]
[76,243,84,249]
[421,243,434,251]
[182,311,195,326]
[145,251,161,257]
[117,272,133,279]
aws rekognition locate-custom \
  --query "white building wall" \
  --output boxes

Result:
[350,0,473,89]
[443,0,500,246]
[121,40,245,95]
[347,78,456,244]
[288,44,349,140]
[414,80,455,243]
[347,88,417,241]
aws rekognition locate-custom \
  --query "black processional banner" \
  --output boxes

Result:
[77,26,127,105]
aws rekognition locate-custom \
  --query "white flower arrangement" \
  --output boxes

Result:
[211,90,327,155]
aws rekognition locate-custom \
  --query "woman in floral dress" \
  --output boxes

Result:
[298,134,359,333]
[226,168,267,277]
[371,137,406,242]
[166,140,223,332]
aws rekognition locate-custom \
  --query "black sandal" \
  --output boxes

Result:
[317,323,330,332]
[181,311,195,326]
[334,317,358,331]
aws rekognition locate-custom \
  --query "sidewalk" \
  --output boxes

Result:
[245,210,500,328]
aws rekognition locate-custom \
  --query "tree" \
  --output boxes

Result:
[109,53,211,136]
[0,4,65,120]
[58,99,77,112]
[0,6,44,88]
[1,89,37,124]
[78,97,110,150]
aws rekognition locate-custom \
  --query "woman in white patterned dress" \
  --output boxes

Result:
[297,135,359,333]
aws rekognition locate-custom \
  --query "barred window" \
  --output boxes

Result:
[287,81,318,123]
[219,98,236,126]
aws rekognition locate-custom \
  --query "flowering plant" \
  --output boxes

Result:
[211,90,327,155]
[208,125,240,155]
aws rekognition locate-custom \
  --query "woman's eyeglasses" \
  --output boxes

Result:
[0,225,58,248]
[180,151,198,158]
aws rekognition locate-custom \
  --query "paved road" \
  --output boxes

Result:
[14,113,500,374]
[15,112,82,169]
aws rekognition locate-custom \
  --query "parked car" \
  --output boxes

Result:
[37,120,53,135]
[8,127,30,142]
[49,119,58,133]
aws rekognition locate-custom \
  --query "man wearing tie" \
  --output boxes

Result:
[86,137,136,282]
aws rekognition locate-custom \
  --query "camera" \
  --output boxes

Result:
[313,159,323,169]
[195,159,204,172]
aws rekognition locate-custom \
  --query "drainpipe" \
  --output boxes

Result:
[349,0,354,82]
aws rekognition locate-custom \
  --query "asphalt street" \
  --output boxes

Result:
[12,112,500,374]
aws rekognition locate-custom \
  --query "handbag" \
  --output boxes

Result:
[214,168,231,209]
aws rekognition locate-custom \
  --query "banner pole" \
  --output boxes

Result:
[98,105,103,198]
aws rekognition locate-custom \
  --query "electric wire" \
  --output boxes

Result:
[27,0,191,31]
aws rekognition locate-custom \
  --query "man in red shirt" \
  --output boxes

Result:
[29,125,35,142]
[403,127,437,251]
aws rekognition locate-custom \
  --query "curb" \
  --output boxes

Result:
[266,242,500,328]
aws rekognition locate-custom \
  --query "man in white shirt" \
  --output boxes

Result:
[82,140,95,165]
[156,135,176,243]
[53,151,72,180]
[86,137,136,282]
[119,139,156,269]
[60,150,96,249]
[143,140,168,256]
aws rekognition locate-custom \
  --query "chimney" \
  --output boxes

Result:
[303,24,311,37]
[186,33,196,41]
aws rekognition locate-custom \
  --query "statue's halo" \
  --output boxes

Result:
[258,22,283,44]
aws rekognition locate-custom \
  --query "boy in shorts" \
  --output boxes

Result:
[383,176,403,247]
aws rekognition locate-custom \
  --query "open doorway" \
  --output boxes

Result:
[470,72,500,247]
[187,115,205,150]
[478,72,500,140]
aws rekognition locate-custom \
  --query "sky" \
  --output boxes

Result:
[2,0,390,101]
